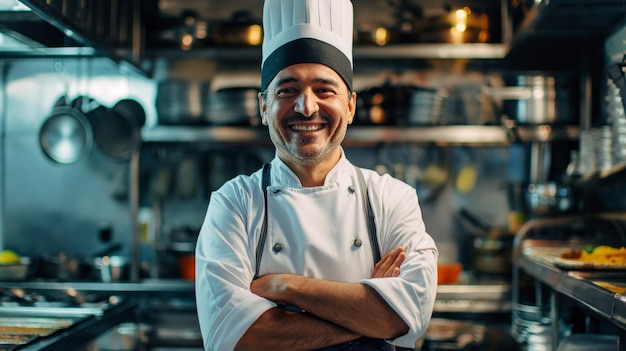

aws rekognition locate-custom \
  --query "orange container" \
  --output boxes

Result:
[178,255,196,281]
[437,263,463,284]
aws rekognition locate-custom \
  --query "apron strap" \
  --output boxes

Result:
[254,163,272,279]
[254,164,381,279]
[355,166,381,264]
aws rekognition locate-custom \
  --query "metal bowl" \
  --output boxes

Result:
[0,257,30,281]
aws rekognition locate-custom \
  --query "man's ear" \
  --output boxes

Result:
[258,93,268,125]
[347,91,357,124]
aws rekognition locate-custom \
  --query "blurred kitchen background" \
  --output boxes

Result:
[1,0,626,350]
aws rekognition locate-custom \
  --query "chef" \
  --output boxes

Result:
[195,0,438,350]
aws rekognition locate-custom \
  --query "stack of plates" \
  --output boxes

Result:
[511,303,552,351]
[407,87,447,125]
[606,79,626,164]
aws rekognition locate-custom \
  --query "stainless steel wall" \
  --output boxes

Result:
[2,57,155,258]
[0,55,528,275]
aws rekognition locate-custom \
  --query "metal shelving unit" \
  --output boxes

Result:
[140,124,579,146]
[512,214,626,351]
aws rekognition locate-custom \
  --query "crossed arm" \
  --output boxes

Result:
[234,247,408,351]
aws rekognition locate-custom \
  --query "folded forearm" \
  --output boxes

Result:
[259,275,408,339]
[235,307,359,351]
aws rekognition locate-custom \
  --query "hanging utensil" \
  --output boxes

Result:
[88,104,141,162]
[39,102,93,165]
[113,98,146,128]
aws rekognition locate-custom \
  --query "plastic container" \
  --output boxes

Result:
[437,263,462,284]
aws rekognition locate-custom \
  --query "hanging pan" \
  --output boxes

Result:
[39,97,93,164]
[88,104,141,162]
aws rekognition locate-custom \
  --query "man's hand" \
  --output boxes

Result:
[251,274,289,304]
[371,246,406,278]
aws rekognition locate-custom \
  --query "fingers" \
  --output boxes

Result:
[371,246,406,278]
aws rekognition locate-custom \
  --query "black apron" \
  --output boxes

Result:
[256,164,395,351]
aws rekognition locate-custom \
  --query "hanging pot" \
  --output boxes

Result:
[113,99,146,128]
[88,105,141,162]
[39,98,93,165]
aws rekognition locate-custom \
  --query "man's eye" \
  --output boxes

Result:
[276,88,297,97]
[316,88,336,95]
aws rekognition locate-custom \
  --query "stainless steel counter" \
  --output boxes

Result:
[0,279,196,350]
[517,254,626,330]
[0,279,194,294]
[434,283,512,314]
[512,213,626,351]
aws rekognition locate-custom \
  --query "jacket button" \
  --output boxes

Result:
[272,243,283,252]
[348,185,356,194]
[353,238,362,247]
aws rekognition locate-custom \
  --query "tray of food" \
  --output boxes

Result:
[553,246,626,271]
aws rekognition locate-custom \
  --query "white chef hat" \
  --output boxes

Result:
[261,0,354,92]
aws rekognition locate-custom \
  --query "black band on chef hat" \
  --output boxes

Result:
[261,38,353,92]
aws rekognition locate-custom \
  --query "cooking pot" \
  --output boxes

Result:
[156,80,211,125]
[39,243,122,281]
[39,252,91,281]
[458,208,513,276]
[486,74,576,125]
[205,86,261,126]
[92,255,129,282]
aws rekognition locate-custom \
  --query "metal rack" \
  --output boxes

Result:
[512,213,626,351]
[140,124,580,146]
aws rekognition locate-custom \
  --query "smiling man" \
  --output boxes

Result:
[195,1,438,350]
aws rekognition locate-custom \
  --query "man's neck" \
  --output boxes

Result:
[280,151,342,187]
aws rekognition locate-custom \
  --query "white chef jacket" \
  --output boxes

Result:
[195,150,438,350]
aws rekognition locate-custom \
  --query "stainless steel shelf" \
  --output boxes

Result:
[354,43,508,60]
[0,279,195,293]
[141,126,271,144]
[141,125,509,145]
[146,43,508,61]
[346,126,509,145]
[141,125,579,146]
[517,255,625,329]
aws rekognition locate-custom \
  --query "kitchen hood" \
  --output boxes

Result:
[506,0,626,58]
[0,0,146,74]
[0,0,625,75]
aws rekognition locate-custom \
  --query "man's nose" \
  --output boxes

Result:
[294,91,319,117]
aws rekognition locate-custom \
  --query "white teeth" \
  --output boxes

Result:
[291,124,322,132]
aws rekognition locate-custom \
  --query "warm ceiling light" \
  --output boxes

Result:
[180,33,194,50]
[246,24,263,46]
[374,27,389,46]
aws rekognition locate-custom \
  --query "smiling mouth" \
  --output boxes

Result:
[289,124,327,132]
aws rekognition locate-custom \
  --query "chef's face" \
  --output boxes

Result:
[259,63,356,167]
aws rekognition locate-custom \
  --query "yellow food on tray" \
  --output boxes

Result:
[560,246,626,265]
